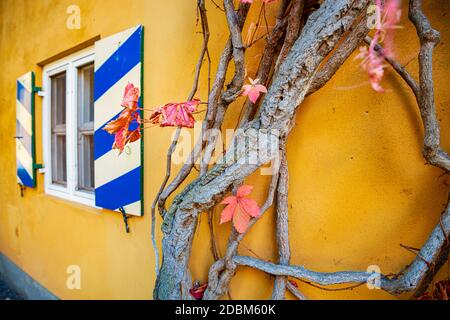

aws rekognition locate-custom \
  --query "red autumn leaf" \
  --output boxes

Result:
[103,82,141,154]
[288,279,298,288]
[104,116,126,135]
[242,78,267,104]
[148,98,200,128]
[220,185,260,234]
[127,127,141,143]
[240,0,277,3]
[354,0,401,92]
[113,128,126,152]
[121,82,140,109]
[189,283,208,300]
[416,293,433,300]
[354,46,385,92]
[379,0,402,58]
[417,280,450,300]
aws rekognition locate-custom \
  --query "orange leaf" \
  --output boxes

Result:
[219,185,260,234]
[233,206,251,234]
[220,199,237,224]
[239,197,260,218]
[236,185,253,197]
[103,82,142,154]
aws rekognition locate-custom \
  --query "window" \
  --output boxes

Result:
[43,48,96,206]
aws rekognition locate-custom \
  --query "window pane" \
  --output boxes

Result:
[51,72,66,126]
[78,134,94,191]
[50,72,67,186]
[77,63,95,192]
[78,64,94,125]
[52,134,67,185]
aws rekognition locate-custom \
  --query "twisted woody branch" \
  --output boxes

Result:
[154,0,371,300]
[152,0,449,300]
[231,0,450,298]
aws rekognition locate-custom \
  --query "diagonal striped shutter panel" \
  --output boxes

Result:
[94,25,144,216]
[16,72,36,188]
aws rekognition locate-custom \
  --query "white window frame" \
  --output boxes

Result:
[42,47,96,207]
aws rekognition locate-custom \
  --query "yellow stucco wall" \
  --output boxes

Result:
[0,0,449,300]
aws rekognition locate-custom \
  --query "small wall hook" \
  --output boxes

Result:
[18,184,26,197]
[118,207,131,234]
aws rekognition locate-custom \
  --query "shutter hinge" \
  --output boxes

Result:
[33,163,44,170]
[33,86,45,97]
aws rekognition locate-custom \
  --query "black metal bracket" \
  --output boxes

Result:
[33,86,42,93]
[18,183,26,197]
[119,207,132,234]
[33,163,44,170]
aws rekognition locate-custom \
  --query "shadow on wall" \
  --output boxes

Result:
[0,252,58,300]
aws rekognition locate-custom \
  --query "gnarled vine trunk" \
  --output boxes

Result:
[152,0,450,300]
[154,0,371,300]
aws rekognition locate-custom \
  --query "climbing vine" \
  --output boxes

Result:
[105,0,450,300]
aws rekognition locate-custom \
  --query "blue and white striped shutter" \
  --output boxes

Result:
[16,72,36,188]
[94,25,144,216]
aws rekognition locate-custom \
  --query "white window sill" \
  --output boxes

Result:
[45,184,96,208]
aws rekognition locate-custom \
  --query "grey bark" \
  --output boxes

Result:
[233,192,450,296]
[157,4,250,215]
[307,13,369,95]
[153,0,370,300]
[230,0,450,298]
[238,1,291,126]
[203,164,281,300]
[271,148,291,300]
[409,0,450,172]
